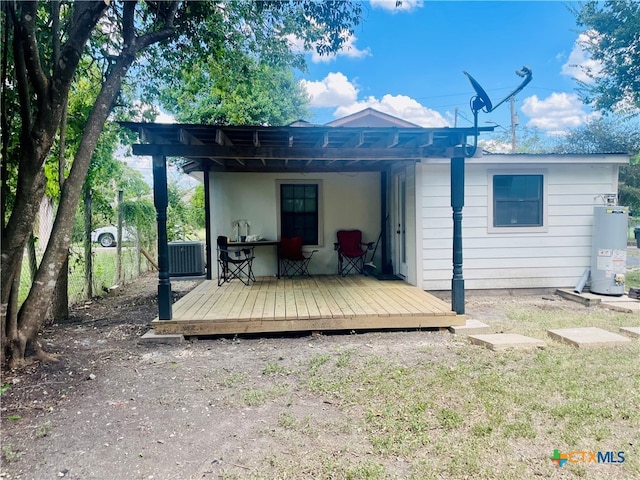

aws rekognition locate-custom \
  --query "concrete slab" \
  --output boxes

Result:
[556,289,602,306]
[468,333,546,351]
[139,329,184,344]
[547,327,632,348]
[449,318,491,335]
[556,289,640,313]
[600,297,640,314]
[620,326,640,338]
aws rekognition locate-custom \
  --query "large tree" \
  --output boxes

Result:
[156,52,310,125]
[1,0,363,368]
[572,0,640,115]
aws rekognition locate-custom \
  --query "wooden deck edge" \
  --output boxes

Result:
[152,314,466,336]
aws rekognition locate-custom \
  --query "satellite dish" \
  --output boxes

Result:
[461,65,533,156]
[463,66,532,114]
[463,71,492,113]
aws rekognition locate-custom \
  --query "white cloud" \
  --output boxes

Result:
[335,94,449,127]
[301,72,359,107]
[479,139,512,154]
[124,101,176,123]
[521,92,597,132]
[312,33,371,63]
[302,72,449,127]
[155,109,176,124]
[287,32,370,64]
[370,0,424,13]
[561,32,602,83]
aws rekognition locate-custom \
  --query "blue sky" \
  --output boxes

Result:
[295,1,597,138]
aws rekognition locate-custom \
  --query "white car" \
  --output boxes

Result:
[91,226,132,247]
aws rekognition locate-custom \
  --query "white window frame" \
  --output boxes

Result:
[488,169,548,234]
[276,179,324,247]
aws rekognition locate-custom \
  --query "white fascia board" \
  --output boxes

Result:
[421,154,629,165]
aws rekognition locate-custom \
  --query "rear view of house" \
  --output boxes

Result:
[124,108,628,327]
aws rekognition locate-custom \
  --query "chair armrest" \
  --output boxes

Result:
[334,242,340,251]
[219,246,255,257]
[363,242,375,250]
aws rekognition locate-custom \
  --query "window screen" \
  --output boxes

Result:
[493,174,543,227]
[280,184,318,244]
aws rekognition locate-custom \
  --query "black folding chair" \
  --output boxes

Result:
[217,236,255,286]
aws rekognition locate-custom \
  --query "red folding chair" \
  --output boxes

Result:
[334,230,374,276]
[279,236,317,277]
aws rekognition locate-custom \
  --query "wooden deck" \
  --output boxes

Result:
[152,275,464,336]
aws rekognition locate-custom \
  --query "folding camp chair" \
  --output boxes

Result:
[334,230,374,276]
[279,236,318,278]
[217,236,255,286]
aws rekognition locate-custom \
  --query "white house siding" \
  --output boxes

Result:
[209,171,381,277]
[419,155,627,290]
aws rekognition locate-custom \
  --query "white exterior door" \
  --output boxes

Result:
[395,172,408,277]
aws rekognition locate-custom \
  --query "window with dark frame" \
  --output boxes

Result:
[280,184,318,245]
[493,174,544,227]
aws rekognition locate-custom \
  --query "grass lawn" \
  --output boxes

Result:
[220,299,639,479]
[1,278,637,479]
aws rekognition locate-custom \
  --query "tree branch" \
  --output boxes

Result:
[18,2,49,100]
[51,1,61,67]
[133,1,180,51]
[12,12,33,135]
[122,1,136,46]
[55,1,108,87]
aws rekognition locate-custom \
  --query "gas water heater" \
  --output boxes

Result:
[590,205,628,296]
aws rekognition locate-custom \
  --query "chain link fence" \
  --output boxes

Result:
[20,198,158,307]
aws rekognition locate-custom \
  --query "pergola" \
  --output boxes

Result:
[122,121,495,320]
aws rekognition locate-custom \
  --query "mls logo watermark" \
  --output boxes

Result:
[550,449,625,467]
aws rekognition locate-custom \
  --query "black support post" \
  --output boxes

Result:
[152,154,172,320]
[204,168,212,281]
[451,155,465,314]
[380,170,388,274]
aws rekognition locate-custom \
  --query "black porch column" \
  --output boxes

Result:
[152,154,172,320]
[380,170,389,274]
[204,168,212,280]
[451,155,465,314]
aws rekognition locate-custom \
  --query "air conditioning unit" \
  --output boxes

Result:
[168,241,205,276]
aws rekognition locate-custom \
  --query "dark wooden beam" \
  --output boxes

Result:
[215,129,233,146]
[133,143,425,160]
[342,131,365,148]
[179,129,224,166]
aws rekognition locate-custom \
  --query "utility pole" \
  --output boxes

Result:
[510,97,518,153]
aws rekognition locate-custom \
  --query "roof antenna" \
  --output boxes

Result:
[462,66,532,156]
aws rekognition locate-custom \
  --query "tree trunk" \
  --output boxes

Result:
[49,254,69,324]
[2,0,176,366]
[1,1,106,348]
[84,188,93,299]
[50,94,70,323]
[2,167,48,306]
[7,51,138,365]
[4,255,23,368]
[1,1,10,230]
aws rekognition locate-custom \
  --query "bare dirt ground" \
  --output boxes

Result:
[0,275,637,479]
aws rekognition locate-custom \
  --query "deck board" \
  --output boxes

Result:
[153,275,463,335]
